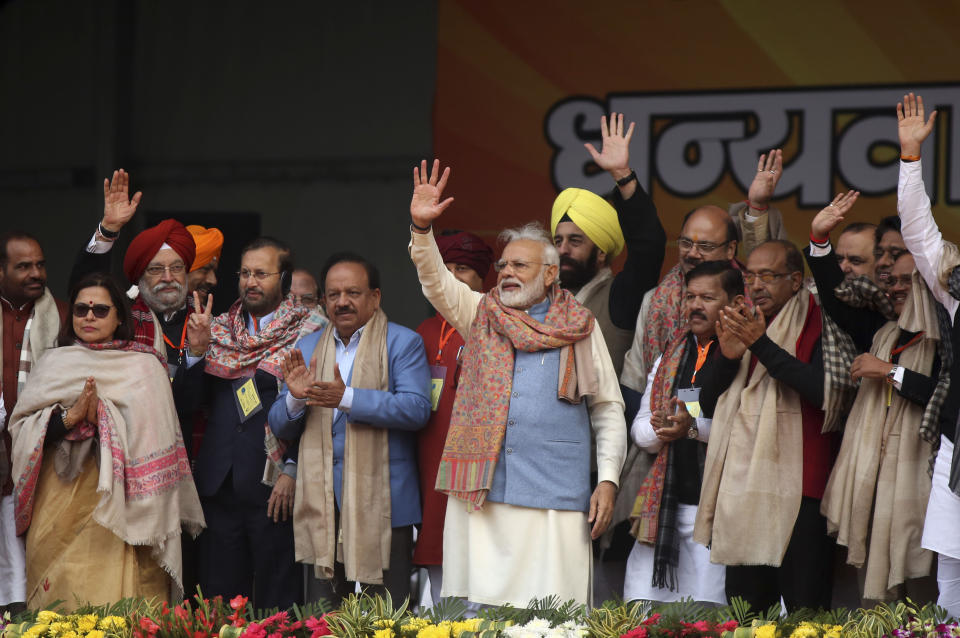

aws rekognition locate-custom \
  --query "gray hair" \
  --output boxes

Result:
[498,221,560,267]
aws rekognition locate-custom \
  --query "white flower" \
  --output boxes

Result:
[524,618,551,632]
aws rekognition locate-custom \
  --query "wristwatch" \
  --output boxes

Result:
[886,365,901,385]
[686,422,699,440]
[615,170,637,187]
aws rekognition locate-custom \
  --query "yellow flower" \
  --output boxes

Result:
[375,629,396,638]
[86,631,106,638]
[49,622,74,637]
[76,617,99,633]
[416,625,451,638]
[401,618,431,631]
[374,620,396,629]
[25,625,50,638]
[37,612,62,624]
[98,618,127,632]
[62,631,79,638]
[754,624,777,638]
[451,619,481,638]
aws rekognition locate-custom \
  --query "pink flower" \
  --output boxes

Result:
[718,620,739,632]
[620,627,648,638]
[139,617,160,635]
[245,623,266,638]
[230,595,249,612]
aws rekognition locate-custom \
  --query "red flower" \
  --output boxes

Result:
[139,617,160,635]
[643,614,661,626]
[620,627,648,638]
[193,632,208,638]
[230,595,249,611]
[718,621,739,632]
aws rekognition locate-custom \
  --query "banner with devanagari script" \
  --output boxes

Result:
[433,1,960,273]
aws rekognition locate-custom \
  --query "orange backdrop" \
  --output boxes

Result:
[434,1,960,277]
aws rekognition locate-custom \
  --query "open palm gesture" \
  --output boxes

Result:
[897,93,937,158]
[584,112,634,175]
[811,190,860,239]
[410,159,453,230]
[102,169,142,233]
[747,149,783,208]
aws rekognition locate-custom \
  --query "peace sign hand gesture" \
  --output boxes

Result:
[101,169,142,233]
[187,291,214,357]
[410,159,454,232]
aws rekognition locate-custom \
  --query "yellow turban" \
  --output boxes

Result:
[186,225,224,271]
[550,188,624,258]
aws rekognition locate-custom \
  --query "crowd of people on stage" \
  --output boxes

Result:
[1,92,958,617]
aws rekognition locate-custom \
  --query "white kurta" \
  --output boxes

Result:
[409,228,626,607]
[0,399,26,606]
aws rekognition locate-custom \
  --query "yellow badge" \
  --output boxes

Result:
[430,378,444,412]
[236,378,262,418]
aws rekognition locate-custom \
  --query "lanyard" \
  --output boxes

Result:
[890,331,924,359]
[691,340,713,384]
[435,319,457,365]
[163,317,189,363]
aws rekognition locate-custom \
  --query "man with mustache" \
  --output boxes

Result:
[624,261,744,604]
[186,225,224,308]
[820,249,941,604]
[694,240,839,612]
[552,113,667,377]
[198,237,319,609]
[0,231,68,613]
[71,170,213,447]
[407,160,626,607]
[267,251,430,605]
[874,216,909,287]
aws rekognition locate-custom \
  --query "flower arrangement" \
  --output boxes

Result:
[501,617,588,638]
[2,611,129,638]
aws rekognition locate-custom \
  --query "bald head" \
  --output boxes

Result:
[678,206,738,273]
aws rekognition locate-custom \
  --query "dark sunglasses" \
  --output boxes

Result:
[73,303,114,319]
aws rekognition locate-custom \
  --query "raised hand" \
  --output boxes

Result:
[897,93,937,158]
[584,112,635,181]
[747,149,783,209]
[187,291,214,357]
[811,190,860,239]
[410,159,453,231]
[101,169,142,233]
[716,309,747,360]
[281,350,318,400]
[850,353,894,382]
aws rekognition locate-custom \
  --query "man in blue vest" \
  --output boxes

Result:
[407,160,627,607]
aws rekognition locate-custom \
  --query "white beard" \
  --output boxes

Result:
[499,275,547,309]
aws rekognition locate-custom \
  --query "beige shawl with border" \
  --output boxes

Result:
[821,272,937,599]
[9,345,204,593]
[693,291,809,566]
[293,308,392,585]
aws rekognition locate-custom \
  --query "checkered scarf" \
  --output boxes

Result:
[836,274,948,446]
[17,315,33,396]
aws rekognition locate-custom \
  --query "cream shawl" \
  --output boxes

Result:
[693,291,809,566]
[8,345,205,594]
[821,272,937,599]
[293,308,392,585]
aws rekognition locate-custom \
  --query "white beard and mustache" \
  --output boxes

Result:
[498,273,548,309]
[139,278,188,314]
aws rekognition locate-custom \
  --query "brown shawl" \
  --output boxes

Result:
[293,308,392,585]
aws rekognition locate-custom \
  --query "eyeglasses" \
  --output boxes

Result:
[73,303,114,319]
[493,260,545,274]
[874,247,908,261]
[743,271,793,284]
[888,274,914,287]
[237,270,280,281]
[144,262,186,277]
[678,238,730,253]
[294,294,318,305]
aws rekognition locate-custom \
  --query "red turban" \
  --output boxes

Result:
[123,219,197,283]
[435,231,494,279]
